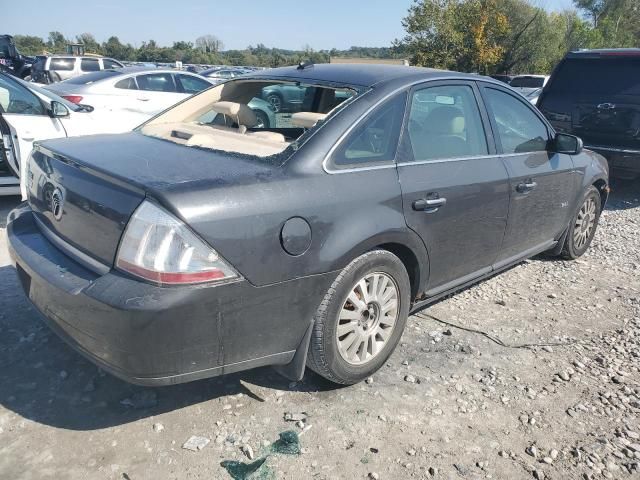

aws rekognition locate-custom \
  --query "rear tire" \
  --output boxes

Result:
[307,250,411,385]
[561,186,602,259]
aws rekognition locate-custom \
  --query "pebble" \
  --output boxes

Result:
[152,423,164,433]
[404,374,417,383]
[182,436,210,451]
[284,412,306,422]
[241,444,254,460]
[368,473,379,480]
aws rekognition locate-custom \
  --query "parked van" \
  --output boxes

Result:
[31,55,124,84]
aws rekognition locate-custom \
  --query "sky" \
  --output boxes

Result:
[3,0,577,51]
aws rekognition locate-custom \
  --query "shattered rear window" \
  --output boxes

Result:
[139,78,361,160]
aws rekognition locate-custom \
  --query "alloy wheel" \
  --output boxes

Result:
[268,94,282,113]
[336,272,399,365]
[574,196,597,249]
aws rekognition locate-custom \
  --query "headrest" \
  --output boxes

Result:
[291,112,327,129]
[426,106,465,135]
[210,101,258,128]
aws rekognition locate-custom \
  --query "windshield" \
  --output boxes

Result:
[64,70,122,85]
[140,78,360,159]
[511,77,545,88]
[550,57,640,96]
[15,76,83,111]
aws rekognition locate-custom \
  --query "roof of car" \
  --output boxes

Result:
[566,48,640,58]
[245,63,482,88]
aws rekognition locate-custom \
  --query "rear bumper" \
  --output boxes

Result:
[7,205,336,386]
[586,145,640,176]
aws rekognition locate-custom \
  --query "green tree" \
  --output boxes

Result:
[13,35,46,55]
[47,31,68,53]
[395,0,465,69]
[76,33,102,54]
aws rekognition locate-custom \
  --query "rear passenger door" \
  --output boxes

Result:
[397,81,510,296]
[479,84,577,265]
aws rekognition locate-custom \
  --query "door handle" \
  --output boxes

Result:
[413,197,447,212]
[137,97,150,102]
[516,181,537,193]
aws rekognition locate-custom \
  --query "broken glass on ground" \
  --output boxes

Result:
[220,430,301,479]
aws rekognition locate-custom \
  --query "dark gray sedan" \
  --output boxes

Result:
[7,64,609,386]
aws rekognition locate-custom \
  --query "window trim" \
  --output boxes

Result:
[398,80,495,165]
[477,83,554,156]
[326,91,408,171]
[321,76,534,175]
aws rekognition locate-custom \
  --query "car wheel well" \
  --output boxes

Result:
[593,179,608,207]
[377,243,420,299]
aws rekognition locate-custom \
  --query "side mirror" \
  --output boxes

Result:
[554,133,583,155]
[50,101,69,118]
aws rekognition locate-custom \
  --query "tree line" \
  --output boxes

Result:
[13,32,398,68]
[12,0,639,74]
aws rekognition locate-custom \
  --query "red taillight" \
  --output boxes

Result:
[62,95,83,104]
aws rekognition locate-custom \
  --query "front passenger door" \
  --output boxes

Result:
[480,85,577,265]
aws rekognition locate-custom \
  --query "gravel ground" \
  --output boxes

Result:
[0,179,638,480]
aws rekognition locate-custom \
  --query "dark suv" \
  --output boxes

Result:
[537,49,640,179]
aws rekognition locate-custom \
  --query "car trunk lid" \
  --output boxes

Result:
[27,132,283,269]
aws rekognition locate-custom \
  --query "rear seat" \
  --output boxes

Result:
[210,101,286,143]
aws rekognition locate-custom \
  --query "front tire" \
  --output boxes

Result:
[307,250,411,385]
[266,93,283,113]
[561,186,602,259]
[253,109,270,128]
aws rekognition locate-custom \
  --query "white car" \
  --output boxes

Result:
[509,75,549,97]
[0,73,147,197]
[44,68,214,117]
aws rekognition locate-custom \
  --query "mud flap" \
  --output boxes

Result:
[551,227,569,256]
[272,321,313,381]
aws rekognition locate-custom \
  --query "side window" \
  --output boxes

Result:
[114,77,137,90]
[484,88,549,154]
[136,73,176,93]
[407,84,488,161]
[332,92,407,167]
[80,58,100,72]
[49,58,75,71]
[102,59,122,69]
[176,75,211,94]
[0,76,45,115]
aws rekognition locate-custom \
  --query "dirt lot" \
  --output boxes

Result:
[0,179,639,480]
